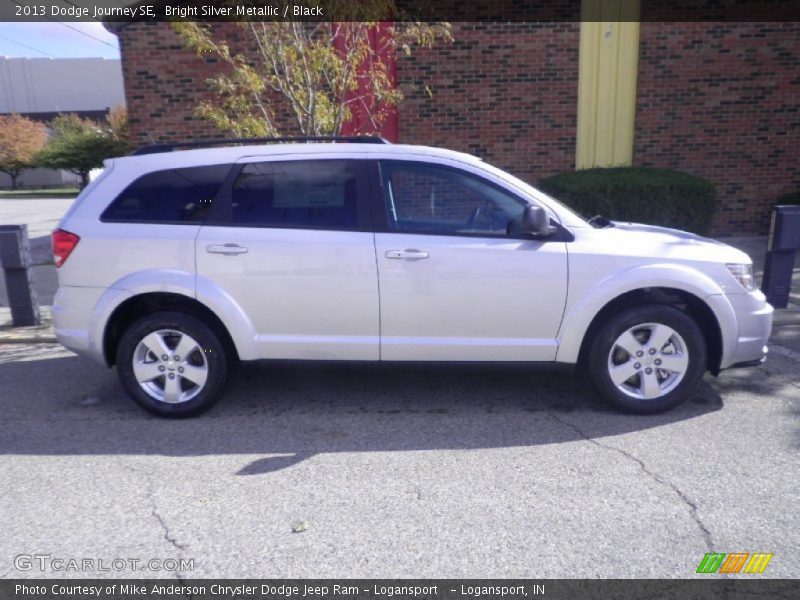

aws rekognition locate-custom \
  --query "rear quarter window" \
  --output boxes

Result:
[101,164,231,223]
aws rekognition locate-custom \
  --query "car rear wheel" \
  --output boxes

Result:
[587,304,707,414]
[116,311,228,418]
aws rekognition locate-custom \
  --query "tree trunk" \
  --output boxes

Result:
[80,172,89,189]
[10,172,18,190]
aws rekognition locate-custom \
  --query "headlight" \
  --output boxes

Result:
[726,263,755,292]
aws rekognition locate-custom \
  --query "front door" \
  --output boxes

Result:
[373,160,569,362]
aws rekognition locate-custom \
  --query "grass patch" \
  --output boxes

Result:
[0,187,79,199]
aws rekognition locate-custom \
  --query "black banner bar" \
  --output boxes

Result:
[2,580,799,600]
[2,0,800,23]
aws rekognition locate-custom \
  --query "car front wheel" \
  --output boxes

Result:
[116,311,228,418]
[587,304,707,414]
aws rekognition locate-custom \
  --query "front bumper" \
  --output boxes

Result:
[721,290,774,369]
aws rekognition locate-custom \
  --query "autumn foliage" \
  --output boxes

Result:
[37,113,128,189]
[0,114,48,189]
[173,8,451,137]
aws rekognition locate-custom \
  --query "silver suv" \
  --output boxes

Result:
[51,138,773,417]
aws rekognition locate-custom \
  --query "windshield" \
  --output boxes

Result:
[473,159,590,226]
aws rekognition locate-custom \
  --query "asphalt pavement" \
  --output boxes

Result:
[0,339,798,579]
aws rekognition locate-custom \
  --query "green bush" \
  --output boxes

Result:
[539,167,717,235]
[776,192,800,205]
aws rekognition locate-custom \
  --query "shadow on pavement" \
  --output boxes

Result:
[0,350,728,475]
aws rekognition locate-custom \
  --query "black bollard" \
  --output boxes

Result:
[761,205,800,309]
[0,224,41,326]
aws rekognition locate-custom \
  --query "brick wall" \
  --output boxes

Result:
[116,21,298,142]
[115,21,800,235]
[117,21,579,185]
[396,22,580,186]
[635,22,800,234]
[117,21,222,143]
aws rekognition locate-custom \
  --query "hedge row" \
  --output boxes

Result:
[776,192,800,205]
[539,167,717,235]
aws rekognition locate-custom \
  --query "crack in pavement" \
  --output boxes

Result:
[547,411,715,553]
[147,484,188,554]
[146,483,192,590]
[120,462,192,585]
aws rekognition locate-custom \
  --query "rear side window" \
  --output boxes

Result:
[101,165,230,223]
[230,160,359,229]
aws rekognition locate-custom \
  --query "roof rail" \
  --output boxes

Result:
[130,136,390,156]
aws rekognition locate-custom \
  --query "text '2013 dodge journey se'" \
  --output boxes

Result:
[51,138,773,417]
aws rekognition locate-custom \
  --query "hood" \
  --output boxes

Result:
[599,221,753,265]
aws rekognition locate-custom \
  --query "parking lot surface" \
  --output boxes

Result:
[1,341,798,578]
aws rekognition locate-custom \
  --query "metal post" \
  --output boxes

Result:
[0,224,41,326]
[761,205,800,309]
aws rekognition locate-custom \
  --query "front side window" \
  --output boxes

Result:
[102,165,230,223]
[380,161,527,236]
[230,160,359,229]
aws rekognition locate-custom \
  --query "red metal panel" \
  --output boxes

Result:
[336,22,398,142]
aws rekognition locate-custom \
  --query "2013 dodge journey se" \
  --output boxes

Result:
[51,138,773,417]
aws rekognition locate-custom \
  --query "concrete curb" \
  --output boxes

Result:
[0,306,57,344]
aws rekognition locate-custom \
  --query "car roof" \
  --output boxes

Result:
[110,142,483,171]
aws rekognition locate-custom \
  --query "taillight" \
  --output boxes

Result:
[52,229,80,268]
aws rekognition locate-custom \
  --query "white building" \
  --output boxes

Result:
[0,57,124,188]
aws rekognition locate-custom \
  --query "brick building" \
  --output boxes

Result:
[107,15,800,235]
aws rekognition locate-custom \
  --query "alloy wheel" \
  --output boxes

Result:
[132,329,208,404]
[606,322,689,400]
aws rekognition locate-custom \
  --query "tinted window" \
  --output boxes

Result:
[231,160,359,229]
[102,165,230,223]
[380,161,527,236]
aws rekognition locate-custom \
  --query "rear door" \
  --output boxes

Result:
[195,153,379,360]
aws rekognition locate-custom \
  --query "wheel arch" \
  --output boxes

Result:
[103,292,239,367]
[557,263,737,373]
[574,287,724,375]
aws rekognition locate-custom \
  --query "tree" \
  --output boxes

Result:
[38,114,127,188]
[173,4,451,137]
[0,114,48,190]
[106,104,130,152]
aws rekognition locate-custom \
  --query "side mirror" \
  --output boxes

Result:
[522,205,555,237]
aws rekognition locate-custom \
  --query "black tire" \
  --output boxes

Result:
[116,311,228,418]
[587,303,706,414]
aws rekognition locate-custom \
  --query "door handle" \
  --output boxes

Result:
[385,249,429,260]
[207,243,248,256]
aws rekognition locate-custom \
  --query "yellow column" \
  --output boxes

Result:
[576,0,641,169]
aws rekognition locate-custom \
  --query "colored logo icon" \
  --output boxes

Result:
[696,553,773,574]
